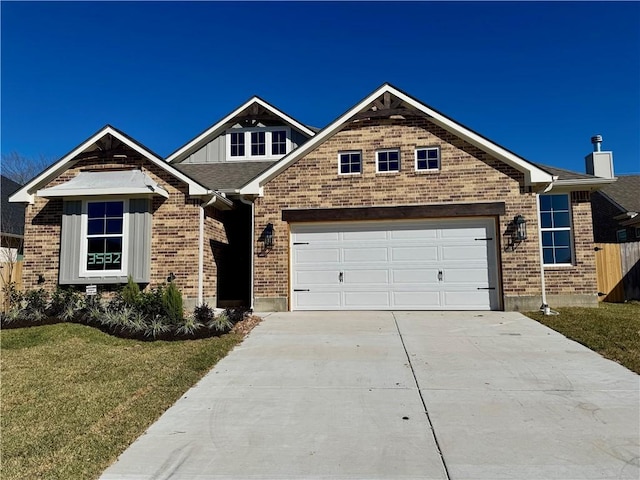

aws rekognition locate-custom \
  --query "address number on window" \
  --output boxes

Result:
[87,253,121,265]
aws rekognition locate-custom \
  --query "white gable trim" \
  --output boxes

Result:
[9,125,212,204]
[239,84,554,194]
[166,97,316,164]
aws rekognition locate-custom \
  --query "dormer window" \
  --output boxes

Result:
[227,127,291,160]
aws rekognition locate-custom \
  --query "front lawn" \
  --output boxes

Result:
[525,302,640,374]
[1,323,243,479]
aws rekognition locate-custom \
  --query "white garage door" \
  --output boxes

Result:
[291,219,500,311]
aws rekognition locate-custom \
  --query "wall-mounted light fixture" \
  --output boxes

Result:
[167,272,176,283]
[263,223,274,250]
[37,274,45,284]
[505,215,528,251]
[514,215,527,242]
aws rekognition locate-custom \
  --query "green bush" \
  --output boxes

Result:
[49,287,83,322]
[121,276,141,307]
[162,282,184,324]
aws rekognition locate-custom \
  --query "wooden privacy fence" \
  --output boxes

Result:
[1,261,23,312]
[595,242,640,302]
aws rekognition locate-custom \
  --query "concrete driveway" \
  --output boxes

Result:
[101,311,640,480]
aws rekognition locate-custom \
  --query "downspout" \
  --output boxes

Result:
[198,204,204,306]
[536,192,549,313]
[239,196,255,311]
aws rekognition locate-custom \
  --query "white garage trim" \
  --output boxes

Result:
[290,218,500,311]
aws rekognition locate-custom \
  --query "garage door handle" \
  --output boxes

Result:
[339,272,344,283]
[438,270,443,281]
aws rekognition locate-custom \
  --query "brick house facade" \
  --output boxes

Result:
[10,84,614,311]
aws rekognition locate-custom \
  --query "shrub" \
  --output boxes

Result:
[145,317,171,338]
[176,315,204,336]
[162,282,183,324]
[22,289,49,322]
[207,310,233,333]
[121,276,141,307]
[49,287,83,322]
[193,303,216,324]
[138,285,166,320]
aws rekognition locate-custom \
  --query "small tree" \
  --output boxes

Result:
[162,282,183,324]
[121,276,141,307]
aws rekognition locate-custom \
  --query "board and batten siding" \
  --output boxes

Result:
[59,198,152,285]
[181,126,310,164]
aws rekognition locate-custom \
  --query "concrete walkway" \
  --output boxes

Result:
[101,311,640,480]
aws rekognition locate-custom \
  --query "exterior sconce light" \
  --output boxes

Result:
[167,272,176,283]
[37,274,45,284]
[263,223,274,250]
[514,215,527,242]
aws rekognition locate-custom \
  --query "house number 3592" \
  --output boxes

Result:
[87,253,121,265]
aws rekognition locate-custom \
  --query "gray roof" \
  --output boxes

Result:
[534,164,596,181]
[1,175,25,236]
[174,161,278,191]
[597,174,640,213]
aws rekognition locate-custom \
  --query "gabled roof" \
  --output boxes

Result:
[1,175,25,237]
[166,97,316,164]
[9,125,230,207]
[239,83,556,194]
[596,174,640,214]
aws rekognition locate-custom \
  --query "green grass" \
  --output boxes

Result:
[1,323,242,479]
[525,302,640,374]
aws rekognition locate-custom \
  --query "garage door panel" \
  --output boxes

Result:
[295,270,340,285]
[294,231,340,242]
[392,269,440,284]
[441,245,489,261]
[443,290,492,308]
[344,270,389,285]
[291,219,499,311]
[344,291,391,308]
[342,230,388,241]
[441,225,487,238]
[295,248,340,264]
[393,291,441,307]
[390,229,438,240]
[391,246,438,262]
[295,291,341,309]
[343,247,388,263]
[444,268,489,284]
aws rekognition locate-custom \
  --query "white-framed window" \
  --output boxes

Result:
[539,194,573,265]
[617,229,628,242]
[376,149,400,173]
[339,151,362,175]
[415,147,440,171]
[80,199,128,276]
[226,127,291,160]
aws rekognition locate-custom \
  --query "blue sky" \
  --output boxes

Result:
[2,1,639,175]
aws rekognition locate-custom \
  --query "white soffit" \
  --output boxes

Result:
[166,97,316,164]
[37,170,169,199]
[239,84,554,194]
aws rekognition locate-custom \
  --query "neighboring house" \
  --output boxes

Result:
[591,175,640,243]
[1,175,25,263]
[10,83,616,311]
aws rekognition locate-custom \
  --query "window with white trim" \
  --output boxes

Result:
[84,200,126,274]
[415,147,440,171]
[226,127,290,160]
[339,151,362,175]
[376,149,400,173]
[539,194,573,265]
